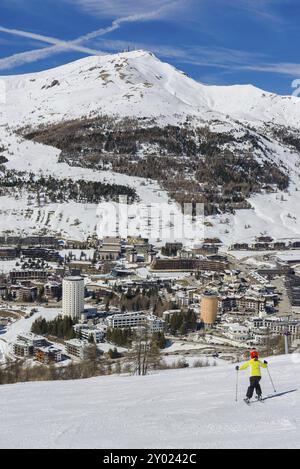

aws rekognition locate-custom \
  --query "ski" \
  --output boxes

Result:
[255,396,265,403]
[246,397,265,405]
[243,397,265,405]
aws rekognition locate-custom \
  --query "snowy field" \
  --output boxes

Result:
[0,354,299,449]
[163,340,210,354]
[0,260,19,273]
[229,249,300,261]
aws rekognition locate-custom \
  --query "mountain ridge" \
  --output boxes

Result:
[1,51,300,243]
[1,50,300,129]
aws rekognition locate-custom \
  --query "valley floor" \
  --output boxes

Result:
[0,355,299,449]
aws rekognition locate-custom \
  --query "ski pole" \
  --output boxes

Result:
[267,367,276,393]
[235,369,239,402]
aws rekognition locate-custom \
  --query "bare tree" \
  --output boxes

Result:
[131,328,161,376]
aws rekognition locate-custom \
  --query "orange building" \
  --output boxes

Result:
[200,294,219,326]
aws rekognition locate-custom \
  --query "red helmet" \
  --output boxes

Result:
[251,350,259,359]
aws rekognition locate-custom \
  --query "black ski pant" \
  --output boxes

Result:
[246,376,262,399]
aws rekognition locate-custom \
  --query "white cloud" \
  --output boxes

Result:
[92,38,266,67]
[0,0,185,72]
[0,26,101,55]
[91,37,300,79]
[0,0,296,79]
[222,0,291,24]
[69,0,185,18]
[0,13,148,71]
[0,25,108,72]
[242,62,300,77]
[0,45,66,71]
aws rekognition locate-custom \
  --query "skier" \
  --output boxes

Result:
[236,351,268,404]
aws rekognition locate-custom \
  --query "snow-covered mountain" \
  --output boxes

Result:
[1,50,300,244]
[1,50,300,128]
[0,355,299,449]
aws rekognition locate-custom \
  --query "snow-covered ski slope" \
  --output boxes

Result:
[0,355,299,449]
[1,50,300,244]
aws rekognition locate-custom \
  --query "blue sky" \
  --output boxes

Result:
[0,0,300,94]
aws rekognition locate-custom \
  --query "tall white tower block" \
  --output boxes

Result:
[62,276,85,319]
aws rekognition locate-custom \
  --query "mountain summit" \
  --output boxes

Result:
[1,50,300,128]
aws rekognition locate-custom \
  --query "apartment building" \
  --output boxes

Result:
[98,237,121,261]
[44,281,62,300]
[107,312,146,329]
[151,258,228,272]
[74,324,105,343]
[12,341,34,357]
[16,286,38,302]
[62,276,85,319]
[35,346,62,364]
[106,312,165,332]
[10,270,48,282]
[65,339,89,359]
[17,332,46,348]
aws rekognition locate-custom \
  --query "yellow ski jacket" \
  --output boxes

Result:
[239,359,268,377]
